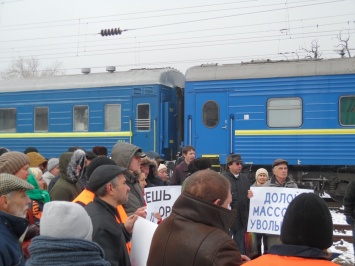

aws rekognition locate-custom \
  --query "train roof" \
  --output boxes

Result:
[185,57,355,81]
[0,67,185,92]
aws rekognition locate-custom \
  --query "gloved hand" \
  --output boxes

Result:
[346,216,353,225]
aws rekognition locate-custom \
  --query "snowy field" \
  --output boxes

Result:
[330,208,354,266]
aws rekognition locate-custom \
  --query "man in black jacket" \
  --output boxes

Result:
[223,154,250,255]
[344,179,355,258]
[85,165,138,266]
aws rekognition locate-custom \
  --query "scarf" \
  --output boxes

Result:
[26,172,50,203]
[26,236,110,266]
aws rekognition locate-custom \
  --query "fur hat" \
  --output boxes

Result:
[280,193,333,250]
[88,165,127,192]
[26,152,47,168]
[40,201,93,241]
[0,151,30,175]
[67,149,86,182]
[0,173,34,195]
[272,158,288,168]
[255,168,268,178]
[47,158,59,172]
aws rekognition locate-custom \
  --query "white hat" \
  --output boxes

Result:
[40,201,93,241]
[158,163,167,172]
[256,168,269,179]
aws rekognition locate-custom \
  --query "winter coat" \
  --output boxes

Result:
[262,176,298,188]
[223,171,250,230]
[111,142,145,215]
[243,244,338,266]
[85,197,131,266]
[344,180,355,219]
[170,161,189,185]
[123,172,145,216]
[147,193,243,266]
[50,152,83,201]
[0,211,29,266]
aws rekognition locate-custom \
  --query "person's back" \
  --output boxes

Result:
[147,169,246,266]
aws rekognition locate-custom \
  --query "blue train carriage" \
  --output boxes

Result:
[184,58,355,201]
[0,67,185,159]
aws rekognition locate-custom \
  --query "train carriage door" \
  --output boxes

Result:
[132,97,155,151]
[195,92,230,159]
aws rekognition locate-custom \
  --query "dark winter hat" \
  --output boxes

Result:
[0,147,10,156]
[86,157,117,180]
[92,146,108,157]
[226,154,242,164]
[24,147,38,154]
[0,173,34,195]
[272,158,288,168]
[280,193,333,250]
[0,151,30,175]
[88,165,128,192]
[68,146,84,152]
[145,151,165,164]
[85,151,97,161]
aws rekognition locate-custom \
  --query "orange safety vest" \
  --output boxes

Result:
[73,188,131,253]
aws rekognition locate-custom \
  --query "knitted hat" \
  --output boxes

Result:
[0,151,30,175]
[158,163,167,172]
[47,158,59,172]
[0,173,34,195]
[40,201,93,241]
[88,165,128,192]
[280,193,333,250]
[86,157,117,180]
[26,152,47,168]
[272,158,288,168]
[256,168,269,178]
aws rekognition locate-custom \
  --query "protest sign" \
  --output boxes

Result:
[130,217,158,266]
[247,187,313,235]
[144,186,181,222]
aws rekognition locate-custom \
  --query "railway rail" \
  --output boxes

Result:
[326,200,353,243]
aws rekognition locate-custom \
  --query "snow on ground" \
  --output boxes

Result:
[330,208,354,266]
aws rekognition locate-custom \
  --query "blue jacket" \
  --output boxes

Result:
[0,211,29,266]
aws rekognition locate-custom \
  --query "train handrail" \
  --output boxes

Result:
[229,114,234,154]
[188,115,192,145]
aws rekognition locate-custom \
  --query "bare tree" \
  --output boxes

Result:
[334,30,353,58]
[301,39,322,59]
[0,57,64,80]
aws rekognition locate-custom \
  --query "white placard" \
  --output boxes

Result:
[247,187,313,235]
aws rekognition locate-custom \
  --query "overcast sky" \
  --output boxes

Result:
[0,0,354,75]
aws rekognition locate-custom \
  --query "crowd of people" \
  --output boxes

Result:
[0,144,342,265]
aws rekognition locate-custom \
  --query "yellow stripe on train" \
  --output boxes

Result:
[0,132,132,138]
[235,129,355,136]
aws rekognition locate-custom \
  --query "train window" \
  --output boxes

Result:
[136,104,150,131]
[267,98,302,127]
[74,106,88,131]
[35,107,48,132]
[340,96,355,126]
[202,101,219,128]
[0,109,16,132]
[105,104,121,131]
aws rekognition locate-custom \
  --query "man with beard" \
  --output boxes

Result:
[85,165,138,266]
[0,173,34,265]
